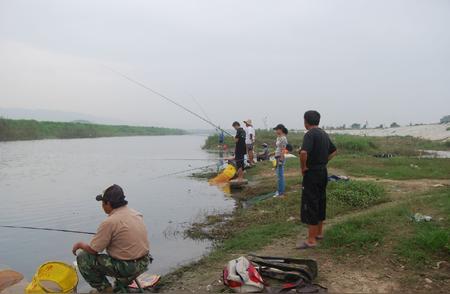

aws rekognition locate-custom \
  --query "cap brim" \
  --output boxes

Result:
[95,194,103,201]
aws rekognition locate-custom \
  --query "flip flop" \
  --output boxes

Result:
[316,235,324,240]
[296,241,317,250]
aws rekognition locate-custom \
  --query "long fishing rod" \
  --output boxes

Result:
[105,66,234,137]
[144,157,228,161]
[190,94,212,123]
[147,163,217,181]
[0,225,95,235]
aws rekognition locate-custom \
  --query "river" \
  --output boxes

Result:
[0,135,233,288]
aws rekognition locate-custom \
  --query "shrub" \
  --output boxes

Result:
[328,181,386,208]
[333,135,378,153]
[321,215,386,253]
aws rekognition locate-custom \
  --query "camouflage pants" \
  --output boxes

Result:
[76,251,150,291]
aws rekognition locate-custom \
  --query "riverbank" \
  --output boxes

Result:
[328,123,450,141]
[162,134,450,293]
[0,118,185,141]
[203,129,450,154]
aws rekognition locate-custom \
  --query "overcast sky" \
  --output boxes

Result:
[0,0,449,129]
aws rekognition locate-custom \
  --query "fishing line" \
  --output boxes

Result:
[104,65,234,137]
[146,163,217,181]
[190,94,212,123]
[144,157,228,161]
[0,225,95,235]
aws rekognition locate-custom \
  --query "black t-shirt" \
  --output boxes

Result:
[235,127,247,156]
[301,128,337,168]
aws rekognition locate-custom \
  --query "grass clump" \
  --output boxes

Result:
[321,187,450,266]
[396,223,450,266]
[330,155,450,180]
[321,215,386,254]
[395,188,450,266]
[333,135,378,153]
[328,180,386,208]
[219,222,296,253]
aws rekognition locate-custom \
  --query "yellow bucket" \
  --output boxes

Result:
[209,164,237,184]
[25,262,78,293]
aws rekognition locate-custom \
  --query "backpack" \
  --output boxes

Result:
[223,257,265,293]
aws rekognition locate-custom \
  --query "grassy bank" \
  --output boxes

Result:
[203,130,450,154]
[321,187,450,266]
[0,118,185,141]
[162,133,450,292]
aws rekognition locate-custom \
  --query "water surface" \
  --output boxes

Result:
[0,135,233,287]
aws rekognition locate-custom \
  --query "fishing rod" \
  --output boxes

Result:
[144,157,228,161]
[104,66,234,137]
[0,225,95,235]
[147,163,218,181]
[190,94,212,123]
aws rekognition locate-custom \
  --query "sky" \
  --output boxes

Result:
[0,0,449,129]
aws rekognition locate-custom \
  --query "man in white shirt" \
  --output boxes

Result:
[244,119,256,166]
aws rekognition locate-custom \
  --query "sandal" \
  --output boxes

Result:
[296,241,317,250]
[316,235,324,240]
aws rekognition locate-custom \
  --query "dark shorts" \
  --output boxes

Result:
[235,153,245,170]
[301,169,328,225]
[246,143,254,151]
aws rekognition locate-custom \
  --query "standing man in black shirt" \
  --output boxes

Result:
[297,111,337,249]
[232,121,247,182]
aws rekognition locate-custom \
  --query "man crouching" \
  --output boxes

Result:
[72,184,151,293]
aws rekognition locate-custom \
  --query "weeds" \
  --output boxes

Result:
[330,155,450,180]
[396,223,450,266]
[328,181,386,208]
[321,215,386,254]
[321,187,450,267]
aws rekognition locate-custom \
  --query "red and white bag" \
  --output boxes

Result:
[223,257,265,293]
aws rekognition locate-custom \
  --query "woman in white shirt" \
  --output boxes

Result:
[273,124,288,197]
[244,119,256,166]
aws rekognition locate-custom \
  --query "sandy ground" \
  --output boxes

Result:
[328,123,450,141]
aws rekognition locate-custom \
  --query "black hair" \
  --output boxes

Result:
[232,121,240,127]
[104,200,128,209]
[273,124,288,135]
[304,110,321,126]
[286,143,293,152]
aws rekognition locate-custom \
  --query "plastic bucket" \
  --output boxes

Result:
[25,262,78,293]
[209,164,237,184]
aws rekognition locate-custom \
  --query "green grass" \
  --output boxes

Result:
[321,214,387,254]
[191,178,386,244]
[328,181,386,208]
[219,222,296,253]
[333,134,378,153]
[203,131,450,156]
[396,223,450,266]
[321,187,450,267]
[395,189,450,266]
[0,118,185,141]
[330,155,450,180]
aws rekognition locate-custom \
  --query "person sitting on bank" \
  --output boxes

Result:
[257,143,270,161]
[297,111,337,250]
[72,184,151,293]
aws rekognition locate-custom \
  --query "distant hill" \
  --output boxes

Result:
[0,107,124,125]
